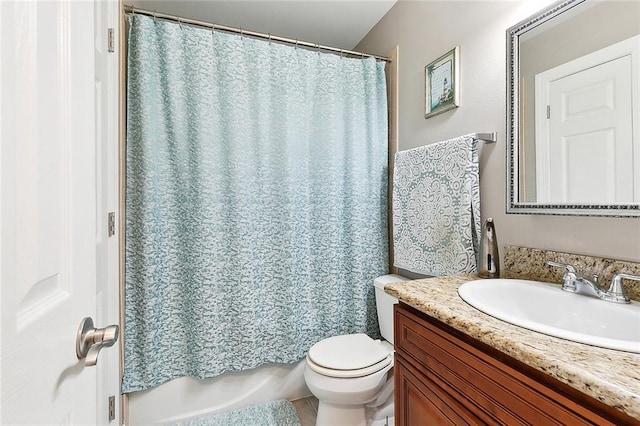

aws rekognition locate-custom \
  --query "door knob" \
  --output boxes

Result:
[76,317,119,367]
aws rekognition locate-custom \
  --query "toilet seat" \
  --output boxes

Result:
[306,354,392,378]
[306,333,393,378]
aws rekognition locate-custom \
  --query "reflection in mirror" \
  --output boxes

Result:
[507,0,640,216]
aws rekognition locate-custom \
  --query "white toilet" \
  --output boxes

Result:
[304,274,408,426]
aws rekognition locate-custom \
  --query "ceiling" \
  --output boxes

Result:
[127,0,397,51]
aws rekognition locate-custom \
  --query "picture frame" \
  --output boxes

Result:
[425,46,459,118]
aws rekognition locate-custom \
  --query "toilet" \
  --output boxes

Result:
[304,274,408,426]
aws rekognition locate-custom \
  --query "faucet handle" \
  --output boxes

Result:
[547,260,578,291]
[604,273,639,304]
[546,260,577,273]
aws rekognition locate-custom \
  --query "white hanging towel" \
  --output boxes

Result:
[392,134,481,276]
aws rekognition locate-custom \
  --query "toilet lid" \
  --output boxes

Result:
[307,333,392,371]
[306,353,392,378]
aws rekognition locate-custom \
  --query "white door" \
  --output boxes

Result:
[535,35,639,204]
[0,1,119,424]
[547,56,633,203]
[94,0,122,424]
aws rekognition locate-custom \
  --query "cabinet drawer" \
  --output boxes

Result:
[394,303,630,425]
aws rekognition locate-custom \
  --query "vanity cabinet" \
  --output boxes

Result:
[394,303,639,425]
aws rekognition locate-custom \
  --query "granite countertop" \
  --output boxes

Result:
[385,275,640,420]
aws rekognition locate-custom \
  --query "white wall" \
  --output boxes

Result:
[356,0,640,263]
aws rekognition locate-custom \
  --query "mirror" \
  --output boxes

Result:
[507,0,640,216]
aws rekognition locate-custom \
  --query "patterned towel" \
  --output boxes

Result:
[392,134,481,276]
[172,399,301,426]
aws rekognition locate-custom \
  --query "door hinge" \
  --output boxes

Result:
[108,212,115,237]
[108,395,116,422]
[546,105,550,119]
[108,28,115,53]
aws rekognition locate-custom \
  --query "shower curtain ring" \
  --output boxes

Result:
[240,28,244,39]
[152,10,157,22]
[295,39,298,49]
[268,33,272,44]
[177,16,183,28]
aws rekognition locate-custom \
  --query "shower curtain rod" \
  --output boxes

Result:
[123,5,391,63]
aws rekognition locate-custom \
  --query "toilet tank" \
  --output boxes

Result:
[373,274,409,345]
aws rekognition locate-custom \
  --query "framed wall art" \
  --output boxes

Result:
[425,46,459,118]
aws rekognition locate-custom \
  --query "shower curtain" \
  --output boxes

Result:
[123,15,389,392]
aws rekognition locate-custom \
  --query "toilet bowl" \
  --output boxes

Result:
[303,275,408,426]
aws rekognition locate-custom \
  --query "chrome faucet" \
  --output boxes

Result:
[547,260,639,304]
[604,273,640,304]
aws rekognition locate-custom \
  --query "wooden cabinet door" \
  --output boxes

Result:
[393,303,639,426]
[395,354,482,425]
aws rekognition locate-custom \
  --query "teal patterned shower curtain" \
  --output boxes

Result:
[123,15,389,392]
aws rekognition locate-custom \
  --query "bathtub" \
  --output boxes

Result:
[127,359,309,424]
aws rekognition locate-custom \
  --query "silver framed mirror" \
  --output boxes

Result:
[506,0,640,217]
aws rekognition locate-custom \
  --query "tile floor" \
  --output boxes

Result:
[291,396,318,426]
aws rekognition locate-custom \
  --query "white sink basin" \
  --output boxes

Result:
[458,279,640,353]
